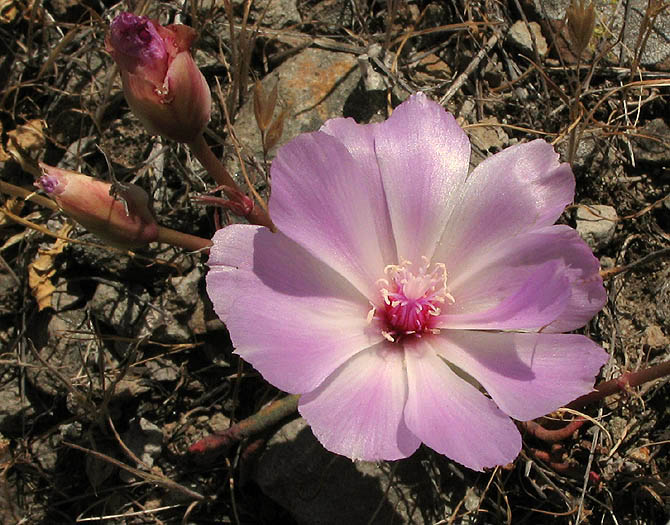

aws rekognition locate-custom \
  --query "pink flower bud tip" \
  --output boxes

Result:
[106,12,211,143]
[36,164,159,249]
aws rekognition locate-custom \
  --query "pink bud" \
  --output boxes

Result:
[35,164,159,249]
[106,13,211,143]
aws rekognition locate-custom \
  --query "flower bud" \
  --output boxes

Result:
[35,164,159,249]
[106,12,211,143]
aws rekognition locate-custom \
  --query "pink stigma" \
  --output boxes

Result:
[373,258,454,342]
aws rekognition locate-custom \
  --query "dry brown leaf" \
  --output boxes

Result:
[265,109,287,153]
[28,223,72,311]
[0,198,24,227]
[7,119,46,154]
[0,0,20,25]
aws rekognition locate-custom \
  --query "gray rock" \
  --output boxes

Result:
[533,0,670,68]
[258,0,301,28]
[633,118,670,165]
[138,265,207,341]
[306,0,354,33]
[89,281,150,338]
[508,20,548,57]
[26,309,94,399]
[467,117,510,166]
[145,358,180,382]
[120,417,164,483]
[575,204,618,249]
[0,377,34,434]
[253,418,447,524]
[0,271,19,316]
[233,47,361,161]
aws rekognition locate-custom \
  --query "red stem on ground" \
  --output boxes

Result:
[523,360,670,445]
[567,360,670,410]
[187,134,275,231]
[188,394,299,462]
[520,419,585,443]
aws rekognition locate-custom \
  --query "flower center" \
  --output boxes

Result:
[370,257,454,342]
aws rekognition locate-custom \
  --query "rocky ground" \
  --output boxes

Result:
[0,0,669,523]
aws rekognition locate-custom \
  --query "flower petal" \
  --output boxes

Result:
[374,93,471,263]
[299,343,420,461]
[446,225,605,332]
[319,117,397,265]
[438,261,570,331]
[404,339,522,471]
[206,224,382,393]
[433,331,609,421]
[270,130,394,299]
[435,139,575,269]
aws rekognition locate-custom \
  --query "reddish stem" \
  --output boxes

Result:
[156,225,212,253]
[521,419,585,443]
[189,394,299,462]
[187,134,275,231]
[567,360,670,410]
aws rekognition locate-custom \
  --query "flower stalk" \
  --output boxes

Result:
[187,133,275,231]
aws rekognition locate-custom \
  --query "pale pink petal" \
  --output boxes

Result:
[270,130,394,299]
[374,93,470,263]
[319,117,397,265]
[433,331,609,421]
[438,261,570,331]
[446,225,605,332]
[206,225,382,393]
[436,140,575,270]
[404,339,522,471]
[299,343,420,461]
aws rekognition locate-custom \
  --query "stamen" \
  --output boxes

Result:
[375,257,454,342]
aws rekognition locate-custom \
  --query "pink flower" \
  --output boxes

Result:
[36,164,158,249]
[106,12,211,143]
[206,94,608,470]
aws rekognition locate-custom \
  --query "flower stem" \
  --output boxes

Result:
[156,226,212,252]
[187,133,275,231]
[567,360,670,410]
[188,394,300,462]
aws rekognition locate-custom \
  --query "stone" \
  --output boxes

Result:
[508,20,548,57]
[644,325,669,349]
[137,265,207,342]
[89,282,150,338]
[0,272,19,316]
[531,0,670,69]
[575,204,618,250]
[633,118,670,165]
[233,47,361,161]
[145,358,180,382]
[467,117,510,166]
[257,0,301,28]
[0,377,34,434]
[253,418,447,524]
[119,417,164,483]
[26,309,94,399]
[208,412,231,433]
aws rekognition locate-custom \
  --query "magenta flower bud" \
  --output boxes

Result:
[35,164,159,249]
[106,12,211,143]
